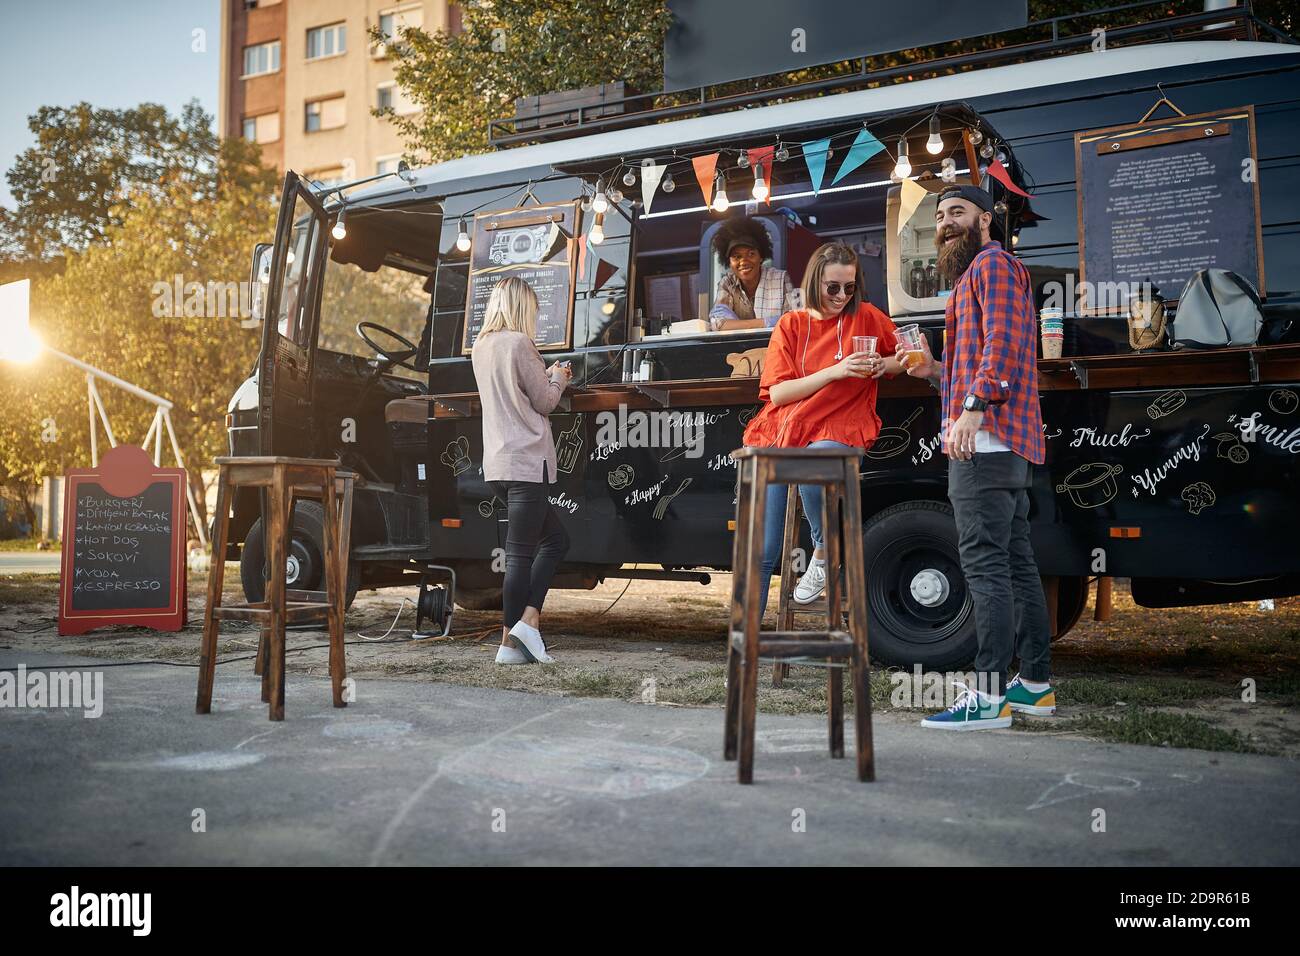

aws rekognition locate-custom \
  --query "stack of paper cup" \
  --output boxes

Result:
[1040,307,1064,359]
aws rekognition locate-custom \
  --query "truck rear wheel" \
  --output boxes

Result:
[862,500,977,669]
[240,500,359,609]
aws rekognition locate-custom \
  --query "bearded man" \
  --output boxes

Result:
[899,184,1055,730]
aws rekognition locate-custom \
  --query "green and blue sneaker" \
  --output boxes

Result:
[920,683,1012,731]
[1005,675,1056,715]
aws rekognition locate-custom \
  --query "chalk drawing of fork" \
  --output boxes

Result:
[653,478,693,520]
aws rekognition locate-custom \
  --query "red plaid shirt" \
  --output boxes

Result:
[942,241,1045,464]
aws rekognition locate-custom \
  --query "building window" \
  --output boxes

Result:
[305,96,346,133]
[306,22,346,60]
[374,4,424,56]
[376,81,418,115]
[242,112,280,144]
[241,41,281,78]
[376,155,402,175]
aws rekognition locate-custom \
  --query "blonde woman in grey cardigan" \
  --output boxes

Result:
[471,277,572,664]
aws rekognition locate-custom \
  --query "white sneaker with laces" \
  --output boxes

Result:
[793,560,827,604]
[508,620,554,663]
[495,643,529,665]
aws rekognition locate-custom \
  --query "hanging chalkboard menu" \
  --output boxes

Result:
[461,200,579,354]
[58,444,187,636]
[1075,105,1264,314]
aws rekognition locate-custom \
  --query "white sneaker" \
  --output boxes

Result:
[508,620,554,663]
[495,643,530,665]
[793,560,827,604]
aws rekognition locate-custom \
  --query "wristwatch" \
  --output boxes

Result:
[963,394,989,412]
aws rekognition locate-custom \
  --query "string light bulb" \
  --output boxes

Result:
[711,173,730,212]
[969,128,984,146]
[622,168,637,187]
[737,153,749,168]
[751,164,769,202]
[893,137,911,179]
[980,142,995,160]
[589,211,605,245]
[608,187,623,205]
[592,184,609,214]
[455,219,471,252]
[661,173,675,193]
[331,207,347,241]
[939,157,957,183]
[775,144,790,163]
[926,115,944,155]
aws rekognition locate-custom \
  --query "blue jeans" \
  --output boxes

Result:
[755,440,856,620]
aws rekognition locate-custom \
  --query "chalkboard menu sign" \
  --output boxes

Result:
[58,444,187,636]
[461,200,579,354]
[1075,106,1264,314]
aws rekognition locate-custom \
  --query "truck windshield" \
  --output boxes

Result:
[316,202,439,364]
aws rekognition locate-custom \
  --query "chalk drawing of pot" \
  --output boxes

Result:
[1056,462,1123,509]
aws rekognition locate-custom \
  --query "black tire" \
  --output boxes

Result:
[1053,575,1090,641]
[862,500,977,670]
[455,587,504,611]
[240,500,359,609]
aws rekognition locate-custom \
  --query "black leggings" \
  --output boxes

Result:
[491,479,570,630]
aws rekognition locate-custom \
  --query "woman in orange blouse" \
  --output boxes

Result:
[742,241,902,617]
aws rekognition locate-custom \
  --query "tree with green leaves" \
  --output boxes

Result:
[0,100,218,263]
[0,126,276,537]
[376,0,674,164]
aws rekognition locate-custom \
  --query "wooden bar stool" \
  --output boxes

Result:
[725,447,874,784]
[772,489,842,688]
[196,457,348,721]
[252,470,355,685]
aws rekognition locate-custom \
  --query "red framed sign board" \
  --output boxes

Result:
[58,444,188,636]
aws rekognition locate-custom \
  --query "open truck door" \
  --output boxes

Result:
[258,172,328,457]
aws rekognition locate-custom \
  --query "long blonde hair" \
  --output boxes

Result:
[478,276,539,341]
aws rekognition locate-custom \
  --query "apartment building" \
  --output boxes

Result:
[218,0,457,184]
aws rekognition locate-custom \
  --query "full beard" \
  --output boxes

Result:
[935,223,983,284]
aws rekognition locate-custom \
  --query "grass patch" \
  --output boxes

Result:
[0,538,56,552]
[1057,675,1231,707]
[1037,710,1266,754]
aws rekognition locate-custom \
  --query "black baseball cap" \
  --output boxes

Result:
[937,184,994,214]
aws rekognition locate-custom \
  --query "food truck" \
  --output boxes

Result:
[226,4,1300,668]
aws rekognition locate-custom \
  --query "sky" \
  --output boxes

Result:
[0,0,222,208]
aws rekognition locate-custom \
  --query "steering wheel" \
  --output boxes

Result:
[356,321,420,371]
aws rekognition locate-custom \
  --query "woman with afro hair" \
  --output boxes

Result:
[708,217,794,331]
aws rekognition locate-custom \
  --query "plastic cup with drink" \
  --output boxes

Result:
[896,324,926,370]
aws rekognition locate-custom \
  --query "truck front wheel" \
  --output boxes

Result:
[240,501,359,609]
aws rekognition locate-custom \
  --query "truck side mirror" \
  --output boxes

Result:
[247,242,273,328]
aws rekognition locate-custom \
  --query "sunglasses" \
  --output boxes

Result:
[821,281,856,297]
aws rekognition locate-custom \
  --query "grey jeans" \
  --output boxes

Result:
[947,451,1052,696]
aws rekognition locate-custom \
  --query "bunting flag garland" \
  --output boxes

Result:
[831,128,885,185]
[592,258,619,293]
[801,136,832,195]
[692,153,719,206]
[986,158,1034,198]
[640,162,667,213]
[897,177,928,235]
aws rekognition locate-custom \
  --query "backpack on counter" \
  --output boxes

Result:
[1169,269,1263,349]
